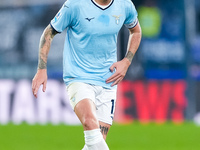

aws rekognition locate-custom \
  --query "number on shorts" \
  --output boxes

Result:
[111,99,115,114]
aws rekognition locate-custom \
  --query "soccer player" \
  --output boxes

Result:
[32,0,141,149]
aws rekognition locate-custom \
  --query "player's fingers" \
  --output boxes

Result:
[106,72,118,83]
[111,77,123,87]
[42,80,47,92]
[33,85,40,98]
[109,63,116,72]
[106,73,121,83]
[32,80,36,94]
[106,74,115,83]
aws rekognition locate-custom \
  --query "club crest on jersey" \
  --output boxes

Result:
[112,15,122,25]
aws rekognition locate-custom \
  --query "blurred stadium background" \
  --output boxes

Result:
[0,0,200,149]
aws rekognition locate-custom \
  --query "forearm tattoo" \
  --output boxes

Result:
[38,25,57,69]
[125,51,134,63]
[100,125,109,136]
[38,53,47,69]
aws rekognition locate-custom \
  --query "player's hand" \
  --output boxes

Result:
[32,69,47,98]
[106,58,131,87]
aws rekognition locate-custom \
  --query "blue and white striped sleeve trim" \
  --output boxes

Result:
[124,18,138,29]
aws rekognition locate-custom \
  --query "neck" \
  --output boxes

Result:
[94,0,112,5]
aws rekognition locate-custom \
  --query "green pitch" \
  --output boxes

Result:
[0,122,200,150]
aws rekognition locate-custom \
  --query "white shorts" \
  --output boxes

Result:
[67,82,117,125]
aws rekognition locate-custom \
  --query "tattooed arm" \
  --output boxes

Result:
[38,24,58,69]
[32,25,58,98]
[106,22,142,86]
[125,22,142,63]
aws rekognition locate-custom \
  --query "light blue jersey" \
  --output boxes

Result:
[50,0,138,89]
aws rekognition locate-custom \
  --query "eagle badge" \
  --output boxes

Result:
[112,15,122,25]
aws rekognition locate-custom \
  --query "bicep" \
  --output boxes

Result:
[39,24,58,49]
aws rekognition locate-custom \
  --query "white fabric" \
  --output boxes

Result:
[84,129,109,150]
[67,82,117,125]
[82,145,88,150]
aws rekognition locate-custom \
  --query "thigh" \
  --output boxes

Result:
[67,82,99,130]
[75,98,99,130]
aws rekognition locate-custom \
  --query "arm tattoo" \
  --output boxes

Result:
[125,51,134,63]
[100,125,109,136]
[38,25,58,69]
[38,53,47,69]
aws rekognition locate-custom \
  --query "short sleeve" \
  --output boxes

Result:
[50,0,74,33]
[124,0,138,29]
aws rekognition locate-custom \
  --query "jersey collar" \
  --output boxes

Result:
[91,0,114,10]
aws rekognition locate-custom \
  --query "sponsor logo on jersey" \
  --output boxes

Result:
[64,5,69,8]
[112,15,122,25]
[85,17,95,22]
[54,12,62,22]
